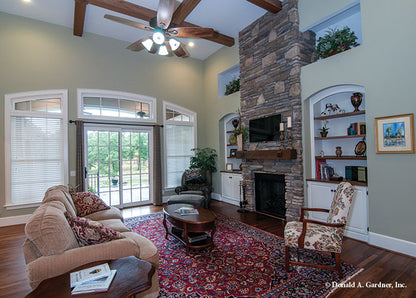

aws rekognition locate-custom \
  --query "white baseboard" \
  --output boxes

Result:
[369,232,416,258]
[211,192,221,201]
[0,214,32,227]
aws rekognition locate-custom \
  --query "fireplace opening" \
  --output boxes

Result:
[255,173,286,219]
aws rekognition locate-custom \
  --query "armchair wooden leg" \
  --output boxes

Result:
[285,246,290,272]
[334,253,343,278]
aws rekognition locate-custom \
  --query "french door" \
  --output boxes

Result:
[84,125,152,208]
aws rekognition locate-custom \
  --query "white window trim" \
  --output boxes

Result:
[163,101,197,190]
[77,89,157,123]
[4,89,69,209]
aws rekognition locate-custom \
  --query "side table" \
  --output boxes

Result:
[25,256,155,298]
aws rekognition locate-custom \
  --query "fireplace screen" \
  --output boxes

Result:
[255,173,286,219]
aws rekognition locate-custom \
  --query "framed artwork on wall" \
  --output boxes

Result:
[230,149,237,157]
[226,163,233,171]
[375,113,415,153]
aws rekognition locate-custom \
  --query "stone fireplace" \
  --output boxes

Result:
[238,0,315,221]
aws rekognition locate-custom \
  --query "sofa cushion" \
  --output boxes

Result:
[97,219,130,233]
[65,212,125,246]
[70,192,110,217]
[43,185,77,217]
[84,207,123,221]
[25,201,79,256]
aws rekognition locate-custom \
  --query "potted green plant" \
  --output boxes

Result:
[190,148,217,173]
[320,120,329,137]
[316,26,359,59]
[224,78,240,96]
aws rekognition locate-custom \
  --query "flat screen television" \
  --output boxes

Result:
[249,114,281,142]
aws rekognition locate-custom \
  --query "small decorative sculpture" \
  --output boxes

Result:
[336,146,342,157]
[332,104,345,114]
[320,103,334,116]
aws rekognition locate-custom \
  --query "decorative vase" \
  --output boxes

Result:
[232,119,239,130]
[320,131,328,137]
[351,92,363,112]
[336,146,342,157]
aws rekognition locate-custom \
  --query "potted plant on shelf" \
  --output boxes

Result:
[320,120,329,137]
[316,26,359,59]
[224,78,240,96]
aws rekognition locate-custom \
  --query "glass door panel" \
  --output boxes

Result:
[85,126,152,208]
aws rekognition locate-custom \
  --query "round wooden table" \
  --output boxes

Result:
[25,256,154,298]
[163,204,216,254]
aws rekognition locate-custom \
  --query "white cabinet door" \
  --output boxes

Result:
[307,181,368,241]
[344,185,368,241]
[221,173,242,206]
[307,182,333,222]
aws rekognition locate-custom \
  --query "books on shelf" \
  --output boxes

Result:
[347,122,366,136]
[174,206,199,215]
[71,270,116,295]
[317,160,334,180]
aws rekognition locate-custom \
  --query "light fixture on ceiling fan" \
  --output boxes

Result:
[104,0,216,58]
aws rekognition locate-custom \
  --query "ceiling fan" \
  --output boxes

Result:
[104,0,216,58]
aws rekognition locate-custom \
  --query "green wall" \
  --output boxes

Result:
[299,0,416,242]
[201,45,241,194]
[0,12,205,218]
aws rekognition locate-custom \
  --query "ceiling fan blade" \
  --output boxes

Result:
[104,14,153,32]
[126,35,153,52]
[165,41,188,58]
[157,0,175,29]
[169,27,214,38]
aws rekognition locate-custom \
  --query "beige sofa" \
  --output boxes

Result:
[23,185,160,297]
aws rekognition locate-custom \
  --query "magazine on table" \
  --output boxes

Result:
[71,270,116,295]
[70,263,111,288]
[175,206,199,215]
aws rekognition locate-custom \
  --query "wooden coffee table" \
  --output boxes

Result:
[163,204,216,254]
[25,256,154,298]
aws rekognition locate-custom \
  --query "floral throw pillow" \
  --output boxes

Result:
[64,212,125,246]
[70,192,110,216]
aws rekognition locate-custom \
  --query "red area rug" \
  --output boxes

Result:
[125,213,361,297]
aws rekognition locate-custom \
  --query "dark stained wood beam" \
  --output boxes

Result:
[171,0,201,25]
[73,0,234,47]
[246,0,282,13]
[73,0,87,36]
[87,0,157,22]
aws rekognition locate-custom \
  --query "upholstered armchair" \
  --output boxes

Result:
[284,182,355,277]
[174,168,212,208]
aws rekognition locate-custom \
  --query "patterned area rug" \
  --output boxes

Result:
[125,213,361,297]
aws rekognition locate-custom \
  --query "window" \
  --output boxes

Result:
[4,90,68,209]
[77,89,156,122]
[163,102,197,189]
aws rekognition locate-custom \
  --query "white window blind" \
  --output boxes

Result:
[163,102,196,189]
[4,90,68,208]
[165,125,195,188]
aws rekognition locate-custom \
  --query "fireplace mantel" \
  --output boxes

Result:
[236,149,297,160]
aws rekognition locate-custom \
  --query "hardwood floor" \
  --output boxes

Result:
[1,200,415,297]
